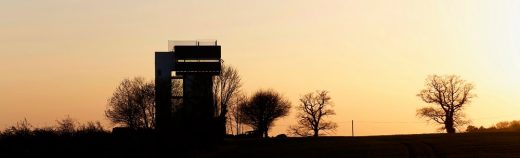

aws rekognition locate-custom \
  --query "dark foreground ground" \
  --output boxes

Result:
[210,132,520,158]
[2,132,520,158]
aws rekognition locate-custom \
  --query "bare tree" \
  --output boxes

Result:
[288,125,311,137]
[105,77,181,129]
[105,77,155,129]
[229,93,247,135]
[213,64,242,136]
[239,89,291,138]
[289,90,337,137]
[417,75,475,133]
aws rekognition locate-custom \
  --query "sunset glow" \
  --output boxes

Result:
[1,0,519,136]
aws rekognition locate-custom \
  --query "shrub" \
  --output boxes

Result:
[275,134,287,139]
[2,118,33,137]
[56,116,77,135]
[33,127,58,137]
[77,121,107,135]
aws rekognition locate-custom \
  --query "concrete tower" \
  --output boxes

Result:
[155,40,221,139]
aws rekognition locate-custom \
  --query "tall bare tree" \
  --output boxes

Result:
[213,64,242,136]
[229,93,247,135]
[289,90,337,137]
[105,77,156,129]
[417,75,475,133]
[239,89,291,138]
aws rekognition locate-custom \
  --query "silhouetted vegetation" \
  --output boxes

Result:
[275,134,288,139]
[56,115,77,135]
[4,125,520,158]
[0,117,108,137]
[213,64,242,137]
[105,77,182,129]
[289,90,337,137]
[105,77,156,129]
[466,120,520,133]
[0,117,196,157]
[239,89,291,138]
[417,75,475,133]
[228,93,248,135]
[1,118,33,137]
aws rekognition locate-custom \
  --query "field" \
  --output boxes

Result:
[2,132,520,157]
[205,132,520,158]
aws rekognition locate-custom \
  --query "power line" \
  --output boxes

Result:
[471,114,520,120]
[337,121,424,124]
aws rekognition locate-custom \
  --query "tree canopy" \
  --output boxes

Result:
[417,75,475,133]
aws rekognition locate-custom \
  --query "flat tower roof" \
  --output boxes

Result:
[168,40,218,51]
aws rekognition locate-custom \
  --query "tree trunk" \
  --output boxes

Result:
[235,118,240,135]
[218,115,227,137]
[263,125,269,138]
[219,104,228,137]
[445,115,456,134]
[142,106,149,128]
[313,129,319,137]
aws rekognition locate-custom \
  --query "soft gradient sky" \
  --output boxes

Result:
[1,0,519,136]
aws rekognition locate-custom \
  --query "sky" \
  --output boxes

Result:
[1,0,519,136]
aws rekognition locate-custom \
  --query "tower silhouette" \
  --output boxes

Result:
[155,40,221,140]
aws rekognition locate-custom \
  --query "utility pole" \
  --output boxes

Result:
[351,120,354,137]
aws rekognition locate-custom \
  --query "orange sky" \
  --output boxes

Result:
[1,0,519,136]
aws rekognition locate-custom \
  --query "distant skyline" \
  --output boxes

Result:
[1,0,519,136]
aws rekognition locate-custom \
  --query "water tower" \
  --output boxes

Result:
[155,40,221,138]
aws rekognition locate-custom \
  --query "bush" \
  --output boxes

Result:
[0,117,109,139]
[2,118,33,137]
[466,120,520,133]
[56,116,77,135]
[32,127,58,137]
[275,134,287,139]
[77,121,106,134]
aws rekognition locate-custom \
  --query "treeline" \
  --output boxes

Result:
[0,116,108,138]
[0,117,191,157]
[466,120,520,133]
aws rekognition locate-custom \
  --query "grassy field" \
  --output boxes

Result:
[2,132,520,157]
[204,132,520,158]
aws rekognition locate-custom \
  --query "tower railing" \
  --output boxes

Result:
[168,40,218,51]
